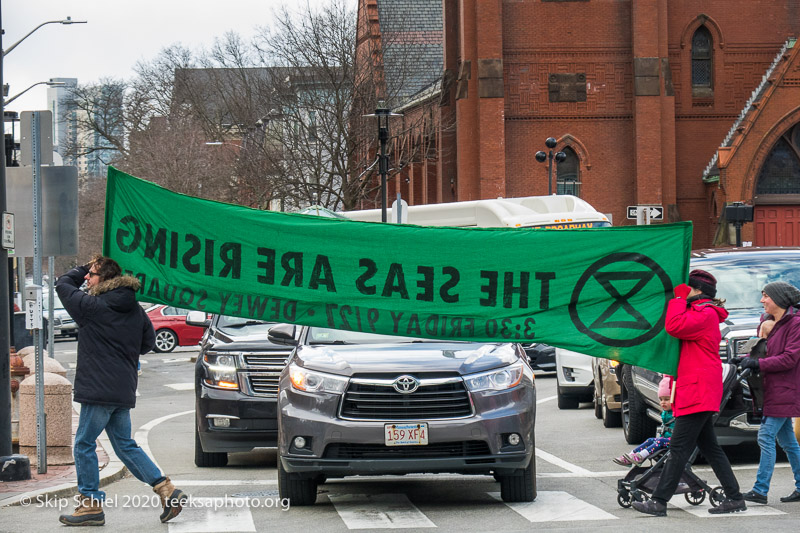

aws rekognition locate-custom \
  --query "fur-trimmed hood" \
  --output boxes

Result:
[88,275,141,313]
[88,275,141,296]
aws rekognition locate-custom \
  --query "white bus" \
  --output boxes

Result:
[339,195,610,229]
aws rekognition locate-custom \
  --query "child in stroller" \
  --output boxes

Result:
[617,362,750,509]
[614,376,674,466]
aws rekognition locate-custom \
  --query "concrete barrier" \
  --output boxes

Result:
[19,373,74,466]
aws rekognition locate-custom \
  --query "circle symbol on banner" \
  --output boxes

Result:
[569,252,672,347]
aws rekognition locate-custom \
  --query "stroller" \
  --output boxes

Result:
[616,363,752,509]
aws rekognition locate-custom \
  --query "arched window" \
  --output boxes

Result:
[756,123,800,195]
[692,27,713,91]
[556,147,580,196]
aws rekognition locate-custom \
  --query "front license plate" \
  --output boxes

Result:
[384,423,428,446]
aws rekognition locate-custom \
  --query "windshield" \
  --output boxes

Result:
[695,256,800,311]
[42,294,65,311]
[306,327,456,345]
[215,315,278,333]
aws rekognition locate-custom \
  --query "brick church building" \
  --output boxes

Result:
[356,0,800,248]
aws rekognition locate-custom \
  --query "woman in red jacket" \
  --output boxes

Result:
[633,270,745,516]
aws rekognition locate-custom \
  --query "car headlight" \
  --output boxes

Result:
[203,351,239,390]
[288,363,348,394]
[464,361,524,392]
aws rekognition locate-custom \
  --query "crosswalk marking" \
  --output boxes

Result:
[668,495,785,517]
[328,493,436,529]
[168,497,256,532]
[166,383,195,391]
[172,480,277,486]
[491,491,618,522]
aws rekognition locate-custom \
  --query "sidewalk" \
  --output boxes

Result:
[0,408,127,507]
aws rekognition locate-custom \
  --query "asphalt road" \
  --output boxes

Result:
[3,338,800,532]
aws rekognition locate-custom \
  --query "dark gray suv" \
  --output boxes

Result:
[270,325,537,506]
[189,313,294,467]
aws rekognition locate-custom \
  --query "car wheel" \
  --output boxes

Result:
[278,459,318,505]
[154,329,178,353]
[557,387,580,409]
[194,426,228,467]
[602,396,622,428]
[499,455,536,503]
[593,375,603,419]
[621,366,656,444]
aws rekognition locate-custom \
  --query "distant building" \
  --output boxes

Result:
[47,77,78,166]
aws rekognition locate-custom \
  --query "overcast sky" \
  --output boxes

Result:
[2,0,348,115]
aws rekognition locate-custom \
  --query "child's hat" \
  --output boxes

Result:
[658,376,671,398]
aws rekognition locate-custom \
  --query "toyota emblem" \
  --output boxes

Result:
[392,375,419,394]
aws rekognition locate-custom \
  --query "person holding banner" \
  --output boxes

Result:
[633,270,746,516]
[55,256,188,526]
[734,281,800,505]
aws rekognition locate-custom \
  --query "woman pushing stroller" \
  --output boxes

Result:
[632,270,746,516]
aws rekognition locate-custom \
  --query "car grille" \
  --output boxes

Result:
[323,441,490,459]
[341,380,472,420]
[246,373,282,396]
[240,350,291,397]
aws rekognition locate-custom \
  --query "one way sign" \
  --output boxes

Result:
[626,205,664,220]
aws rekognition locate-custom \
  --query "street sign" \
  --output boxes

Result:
[2,212,14,249]
[626,205,664,221]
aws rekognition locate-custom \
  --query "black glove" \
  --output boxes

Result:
[728,356,742,365]
[740,357,760,371]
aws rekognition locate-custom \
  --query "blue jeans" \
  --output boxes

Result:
[74,403,165,500]
[753,416,800,495]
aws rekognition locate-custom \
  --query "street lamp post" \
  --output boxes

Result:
[535,137,566,195]
[4,80,66,106]
[0,13,86,481]
[363,104,402,223]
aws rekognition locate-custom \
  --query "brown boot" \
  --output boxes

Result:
[153,477,188,523]
[59,495,105,526]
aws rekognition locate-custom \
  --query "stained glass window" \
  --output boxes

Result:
[756,124,800,194]
[557,147,581,197]
[692,27,712,88]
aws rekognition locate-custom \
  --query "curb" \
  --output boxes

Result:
[0,412,128,507]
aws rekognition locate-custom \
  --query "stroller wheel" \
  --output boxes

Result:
[631,489,647,502]
[710,487,726,507]
[617,491,633,508]
[684,490,706,505]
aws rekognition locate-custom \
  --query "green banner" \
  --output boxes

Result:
[103,167,691,375]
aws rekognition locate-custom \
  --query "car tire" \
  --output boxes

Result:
[602,397,622,428]
[621,366,656,444]
[278,459,318,506]
[557,387,580,409]
[194,427,228,467]
[499,455,537,503]
[154,329,178,353]
[593,375,603,419]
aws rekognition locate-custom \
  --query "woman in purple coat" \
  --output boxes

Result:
[738,281,800,504]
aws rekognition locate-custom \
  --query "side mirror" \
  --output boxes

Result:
[268,323,297,346]
[186,310,211,328]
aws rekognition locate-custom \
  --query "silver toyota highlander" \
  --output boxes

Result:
[269,324,537,506]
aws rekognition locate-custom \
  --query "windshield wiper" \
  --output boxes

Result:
[310,340,350,345]
[224,320,267,328]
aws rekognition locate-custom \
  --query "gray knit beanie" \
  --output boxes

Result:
[763,281,800,309]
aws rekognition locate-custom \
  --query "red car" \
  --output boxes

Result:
[146,305,207,353]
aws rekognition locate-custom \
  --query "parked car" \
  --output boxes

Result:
[189,312,294,467]
[592,357,622,428]
[146,304,207,353]
[43,293,78,338]
[271,325,537,506]
[620,247,800,445]
[554,348,594,409]
[521,342,556,371]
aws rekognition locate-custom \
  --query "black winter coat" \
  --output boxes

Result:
[56,265,155,408]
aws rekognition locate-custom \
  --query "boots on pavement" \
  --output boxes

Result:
[59,495,105,527]
[153,477,189,523]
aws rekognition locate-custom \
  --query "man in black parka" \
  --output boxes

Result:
[55,255,187,526]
